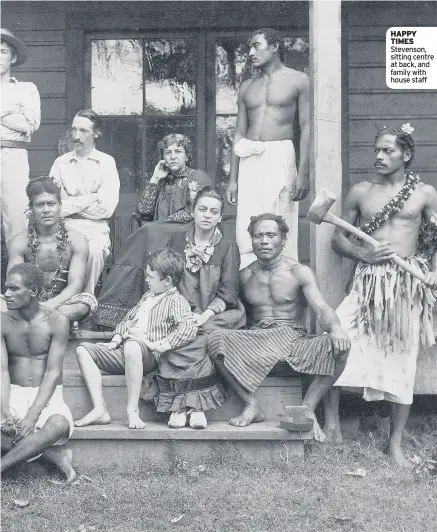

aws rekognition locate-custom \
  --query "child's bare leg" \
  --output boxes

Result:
[124,341,146,429]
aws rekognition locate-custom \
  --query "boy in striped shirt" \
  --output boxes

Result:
[75,248,225,430]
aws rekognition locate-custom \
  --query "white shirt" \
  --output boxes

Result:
[1,77,41,142]
[50,148,120,220]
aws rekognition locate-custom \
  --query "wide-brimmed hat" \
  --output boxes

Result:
[1,28,28,66]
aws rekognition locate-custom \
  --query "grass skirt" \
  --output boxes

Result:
[335,257,435,404]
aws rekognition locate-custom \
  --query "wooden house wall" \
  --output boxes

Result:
[344,1,437,190]
[1,8,67,178]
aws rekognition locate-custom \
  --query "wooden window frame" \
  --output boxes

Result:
[82,31,207,183]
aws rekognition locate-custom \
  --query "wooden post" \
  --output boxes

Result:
[309,0,344,326]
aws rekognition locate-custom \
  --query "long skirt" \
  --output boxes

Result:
[208,322,336,394]
[94,221,190,328]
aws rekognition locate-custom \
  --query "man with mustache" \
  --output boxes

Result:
[324,124,437,468]
[49,109,120,294]
[226,28,310,269]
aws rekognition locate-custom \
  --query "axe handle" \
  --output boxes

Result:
[324,212,427,283]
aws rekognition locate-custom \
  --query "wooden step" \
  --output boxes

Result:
[64,332,113,370]
[65,332,437,394]
[63,370,302,424]
[69,421,307,471]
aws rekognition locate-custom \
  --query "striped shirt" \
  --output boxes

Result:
[50,148,120,220]
[112,287,197,353]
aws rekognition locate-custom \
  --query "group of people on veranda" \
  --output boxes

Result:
[2,27,437,484]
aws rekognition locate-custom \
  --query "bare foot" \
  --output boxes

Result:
[71,321,79,336]
[127,410,146,429]
[43,446,76,484]
[306,411,326,442]
[384,443,413,469]
[323,423,343,445]
[229,401,265,427]
[74,408,111,427]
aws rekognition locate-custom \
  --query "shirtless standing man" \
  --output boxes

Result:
[1,263,75,482]
[324,125,437,467]
[6,176,97,331]
[226,28,310,269]
[208,214,350,440]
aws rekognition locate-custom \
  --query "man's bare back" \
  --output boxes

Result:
[241,66,306,141]
[2,308,63,387]
[349,180,436,257]
[241,256,309,324]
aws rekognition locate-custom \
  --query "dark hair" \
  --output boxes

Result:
[74,109,102,138]
[375,126,415,168]
[247,213,289,240]
[147,247,185,286]
[26,176,61,207]
[8,263,44,295]
[250,28,284,61]
[158,134,193,166]
[192,185,225,214]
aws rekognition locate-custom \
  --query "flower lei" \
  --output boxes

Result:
[358,172,420,236]
[27,218,71,302]
[184,226,222,273]
[1,415,22,439]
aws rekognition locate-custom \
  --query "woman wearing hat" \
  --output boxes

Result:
[1,28,41,245]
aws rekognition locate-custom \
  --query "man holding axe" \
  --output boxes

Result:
[309,124,437,467]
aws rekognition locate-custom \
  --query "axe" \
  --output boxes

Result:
[306,188,427,283]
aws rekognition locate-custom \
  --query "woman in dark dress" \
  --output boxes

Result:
[141,186,246,427]
[167,185,246,333]
[94,134,211,328]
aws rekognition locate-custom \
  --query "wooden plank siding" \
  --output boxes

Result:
[344,2,437,189]
[2,9,67,178]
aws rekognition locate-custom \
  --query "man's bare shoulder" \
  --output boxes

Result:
[67,227,89,253]
[281,66,309,85]
[240,261,257,282]
[239,78,256,95]
[287,260,316,286]
[417,181,437,199]
[1,311,15,330]
[8,230,28,252]
[47,308,70,333]
[346,180,376,201]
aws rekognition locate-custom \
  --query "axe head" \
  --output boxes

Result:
[306,189,337,224]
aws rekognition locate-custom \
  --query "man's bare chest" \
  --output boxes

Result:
[359,190,424,222]
[244,78,297,109]
[245,271,302,306]
[25,240,72,272]
[6,321,51,357]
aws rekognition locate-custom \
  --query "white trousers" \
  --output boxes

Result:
[1,148,29,246]
[64,217,111,294]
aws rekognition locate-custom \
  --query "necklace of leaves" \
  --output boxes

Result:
[358,172,420,236]
[27,218,71,302]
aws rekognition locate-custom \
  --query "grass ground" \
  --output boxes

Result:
[2,413,436,532]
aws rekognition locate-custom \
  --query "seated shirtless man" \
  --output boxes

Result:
[5,176,97,332]
[208,213,350,441]
[1,263,75,482]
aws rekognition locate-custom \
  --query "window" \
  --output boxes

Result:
[85,31,308,257]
